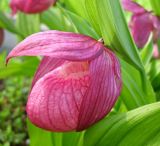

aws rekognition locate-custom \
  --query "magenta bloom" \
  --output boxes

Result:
[10,0,56,14]
[122,0,160,48]
[7,31,122,132]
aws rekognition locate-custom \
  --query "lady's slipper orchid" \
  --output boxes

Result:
[10,0,56,14]
[122,0,160,50]
[7,31,122,132]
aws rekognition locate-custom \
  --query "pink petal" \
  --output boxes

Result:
[122,0,146,14]
[130,13,153,48]
[26,48,122,132]
[77,49,122,131]
[10,0,56,14]
[7,31,103,63]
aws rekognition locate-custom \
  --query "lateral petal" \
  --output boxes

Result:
[77,49,122,131]
[122,0,146,14]
[7,31,103,63]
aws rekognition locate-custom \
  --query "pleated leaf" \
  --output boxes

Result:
[0,52,39,79]
[28,119,84,146]
[150,0,160,15]
[152,72,160,92]
[16,12,40,39]
[0,11,21,36]
[84,0,101,35]
[150,61,160,92]
[120,59,155,110]
[60,7,99,39]
[27,120,53,146]
[86,0,144,71]
[64,0,86,19]
[41,7,74,32]
[140,36,153,67]
[84,102,160,146]
[62,132,84,146]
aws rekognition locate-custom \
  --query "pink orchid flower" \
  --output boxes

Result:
[7,31,122,132]
[122,0,160,50]
[10,0,56,14]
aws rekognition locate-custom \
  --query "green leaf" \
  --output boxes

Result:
[62,132,84,146]
[16,12,40,39]
[151,72,160,92]
[140,35,153,67]
[135,0,152,11]
[41,7,74,32]
[150,0,160,15]
[120,59,156,110]
[0,11,21,36]
[149,60,160,81]
[52,133,63,146]
[113,98,128,114]
[0,52,39,79]
[59,7,99,39]
[0,0,10,12]
[86,0,144,72]
[84,102,160,146]
[64,0,86,19]
[27,119,84,146]
[27,120,53,146]
[84,0,101,35]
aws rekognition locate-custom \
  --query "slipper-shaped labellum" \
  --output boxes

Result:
[7,31,122,132]
[10,0,57,14]
[122,0,156,48]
